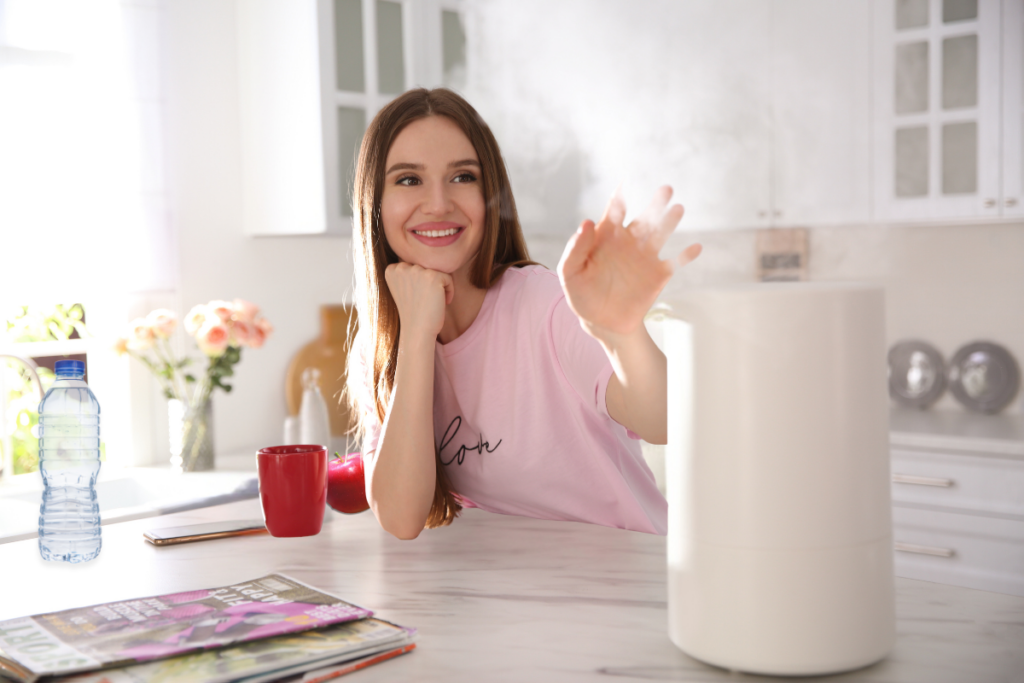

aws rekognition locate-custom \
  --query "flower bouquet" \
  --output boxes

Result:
[116,299,273,472]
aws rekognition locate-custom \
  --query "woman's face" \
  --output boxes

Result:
[380,116,486,280]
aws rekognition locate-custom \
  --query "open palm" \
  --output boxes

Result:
[557,186,701,337]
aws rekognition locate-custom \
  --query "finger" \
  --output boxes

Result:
[632,185,673,235]
[557,220,596,281]
[675,242,703,268]
[645,203,685,252]
[439,272,455,305]
[599,186,627,228]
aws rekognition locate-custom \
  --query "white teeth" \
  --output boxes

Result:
[414,228,459,237]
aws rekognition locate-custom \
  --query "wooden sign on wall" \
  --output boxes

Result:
[757,228,809,282]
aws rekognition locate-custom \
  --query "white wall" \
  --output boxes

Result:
[163,0,353,460]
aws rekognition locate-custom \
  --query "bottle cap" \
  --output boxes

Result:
[55,359,86,378]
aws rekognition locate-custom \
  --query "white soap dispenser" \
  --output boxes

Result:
[299,367,331,448]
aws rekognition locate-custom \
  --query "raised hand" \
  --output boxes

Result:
[557,186,701,340]
[385,262,455,341]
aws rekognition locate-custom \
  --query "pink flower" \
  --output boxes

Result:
[195,321,230,357]
[248,326,266,349]
[126,318,155,351]
[230,319,253,347]
[146,309,177,339]
[232,299,260,324]
[247,317,274,349]
[184,305,210,336]
[208,300,234,323]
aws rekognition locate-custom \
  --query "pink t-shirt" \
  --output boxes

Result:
[361,265,666,535]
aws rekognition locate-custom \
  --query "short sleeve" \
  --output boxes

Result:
[548,295,615,419]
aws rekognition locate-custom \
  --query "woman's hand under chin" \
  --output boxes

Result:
[385,262,455,342]
[557,186,702,343]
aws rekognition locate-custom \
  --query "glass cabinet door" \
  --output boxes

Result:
[876,0,1002,221]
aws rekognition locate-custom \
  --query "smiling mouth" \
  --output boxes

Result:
[413,227,462,237]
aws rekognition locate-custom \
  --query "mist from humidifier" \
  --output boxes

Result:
[462,0,731,233]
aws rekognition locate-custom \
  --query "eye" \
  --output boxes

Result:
[395,175,420,186]
[452,171,477,183]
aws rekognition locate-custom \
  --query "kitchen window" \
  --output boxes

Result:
[0,0,178,473]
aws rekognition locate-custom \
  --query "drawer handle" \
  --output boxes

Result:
[892,473,954,487]
[895,542,956,558]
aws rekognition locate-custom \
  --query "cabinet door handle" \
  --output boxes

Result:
[892,473,954,487]
[1007,198,1019,207]
[984,198,997,208]
[895,541,956,558]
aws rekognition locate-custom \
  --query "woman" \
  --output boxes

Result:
[348,88,701,540]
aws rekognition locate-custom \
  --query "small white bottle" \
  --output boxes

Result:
[298,367,331,448]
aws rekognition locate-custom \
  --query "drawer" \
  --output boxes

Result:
[890,448,1024,519]
[892,506,1024,597]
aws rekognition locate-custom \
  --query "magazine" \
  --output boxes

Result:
[0,574,373,683]
[50,619,416,683]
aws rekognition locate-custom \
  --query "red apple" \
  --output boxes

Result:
[327,452,370,514]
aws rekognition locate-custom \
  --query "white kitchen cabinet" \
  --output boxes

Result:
[873,0,1021,222]
[237,0,331,236]
[667,0,774,231]
[889,409,1024,597]
[771,0,873,227]
[236,0,465,236]
[892,506,1024,596]
[672,0,872,230]
[1002,0,1024,218]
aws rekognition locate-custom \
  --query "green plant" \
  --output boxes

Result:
[4,303,86,343]
[1,303,101,476]
[4,366,53,475]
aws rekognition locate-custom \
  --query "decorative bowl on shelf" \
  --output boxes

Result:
[888,340,946,409]
[948,341,1021,415]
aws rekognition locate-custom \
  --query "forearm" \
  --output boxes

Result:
[365,336,437,539]
[591,323,667,444]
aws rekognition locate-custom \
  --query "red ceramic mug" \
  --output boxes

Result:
[256,445,328,537]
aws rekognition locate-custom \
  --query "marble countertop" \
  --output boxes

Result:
[1,499,1022,682]
[889,408,1024,457]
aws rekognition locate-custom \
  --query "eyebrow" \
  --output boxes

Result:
[385,159,481,175]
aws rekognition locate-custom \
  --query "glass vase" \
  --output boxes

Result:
[168,398,214,473]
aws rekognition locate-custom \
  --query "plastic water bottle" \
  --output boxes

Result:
[38,359,102,562]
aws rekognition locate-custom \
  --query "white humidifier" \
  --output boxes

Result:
[663,283,895,676]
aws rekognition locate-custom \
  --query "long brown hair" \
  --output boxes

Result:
[348,88,533,529]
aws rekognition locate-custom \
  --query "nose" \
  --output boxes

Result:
[422,180,454,217]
